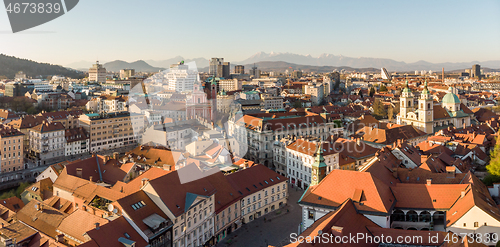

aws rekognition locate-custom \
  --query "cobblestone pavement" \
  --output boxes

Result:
[217,185,304,247]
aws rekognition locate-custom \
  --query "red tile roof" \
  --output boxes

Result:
[299,170,395,215]
[83,216,148,247]
[226,164,286,200]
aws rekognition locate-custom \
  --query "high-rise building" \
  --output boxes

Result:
[292,70,303,79]
[120,69,135,79]
[209,58,224,76]
[217,62,230,78]
[166,62,198,92]
[472,64,481,78]
[250,64,258,78]
[381,68,390,80]
[88,61,107,83]
[234,65,245,74]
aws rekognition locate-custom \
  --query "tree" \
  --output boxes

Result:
[292,101,302,109]
[487,138,500,178]
[379,84,388,92]
[372,99,387,119]
[369,87,375,97]
[388,106,394,121]
[358,90,363,98]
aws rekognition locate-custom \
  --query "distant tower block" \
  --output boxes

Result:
[381,68,390,80]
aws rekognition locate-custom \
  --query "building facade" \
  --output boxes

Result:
[0,125,24,173]
[88,61,107,83]
[79,112,137,153]
[28,121,65,165]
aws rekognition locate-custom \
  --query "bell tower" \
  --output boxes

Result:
[398,80,413,124]
[418,80,434,133]
[311,144,327,186]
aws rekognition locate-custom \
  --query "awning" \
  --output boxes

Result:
[142,213,166,230]
[234,220,241,225]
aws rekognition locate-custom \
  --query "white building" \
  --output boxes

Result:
[28,121,66,165]
[167,63,199,92]
[64,127,90,156]
[88,61,107,83]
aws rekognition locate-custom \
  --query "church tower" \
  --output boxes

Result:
[399,80,414,123]
[311,144,327,186]
[418,80,434,133]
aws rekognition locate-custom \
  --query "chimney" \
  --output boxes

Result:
[426,178,432,186]
[330,226,343,237]
[461,190,466,198]
[92,152,96,158]
[244,160,249,169]
[56,234,65,243]
[446,166,456,178]
[113,152,119,160]
[36,203,41,211]
[104,156,110,162]
[141,178,150,187]
[463,122,466,129]
[89,176,93,182]
[95,223,100,230]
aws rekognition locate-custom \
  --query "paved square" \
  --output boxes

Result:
[217,185,304,247]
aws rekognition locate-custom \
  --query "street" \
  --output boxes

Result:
[217,185,304,247]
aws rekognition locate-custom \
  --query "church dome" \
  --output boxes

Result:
[442,91,460,104]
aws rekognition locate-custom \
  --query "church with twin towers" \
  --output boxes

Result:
[396,81,473,134]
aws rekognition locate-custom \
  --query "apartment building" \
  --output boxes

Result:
[261,93,283,110]
[28,121,65,165]
[64,127,90,156]
[38,110,83,129]
[227,112,343,169]
[79,112,137,153]
[286,139,339,190]
[86,95,128,113]
[218,79,242,92]
[141,166,216,247]
[0,124,24,173]
[304,82,324,106]
[226,165,288,225]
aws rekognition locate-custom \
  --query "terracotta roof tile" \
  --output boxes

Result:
[57,209,109,243]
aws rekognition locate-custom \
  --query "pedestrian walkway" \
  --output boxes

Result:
[216,186,304,247]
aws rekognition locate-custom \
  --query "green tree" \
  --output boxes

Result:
[369,87,375,97]
[487,138,500,179]
[379,84,388,92]
[372,99,387,119]
[292,101,302,109]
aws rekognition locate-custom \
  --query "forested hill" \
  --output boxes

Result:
[0,54,84,79]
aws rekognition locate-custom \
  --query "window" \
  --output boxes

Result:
[308,210,314,220]
[474,222,479,227]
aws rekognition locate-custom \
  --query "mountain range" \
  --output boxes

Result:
[0,54,84,79]
[102,60,164,73]
[236,52,500,72]
[63,52,500,73]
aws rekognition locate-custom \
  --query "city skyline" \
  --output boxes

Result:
[0,0,499,66]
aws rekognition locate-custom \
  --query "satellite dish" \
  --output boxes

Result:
[107,204,114,212]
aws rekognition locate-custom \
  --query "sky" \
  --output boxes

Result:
[0,0,499,66]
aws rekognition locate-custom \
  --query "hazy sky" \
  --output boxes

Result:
[0,0,499,66]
